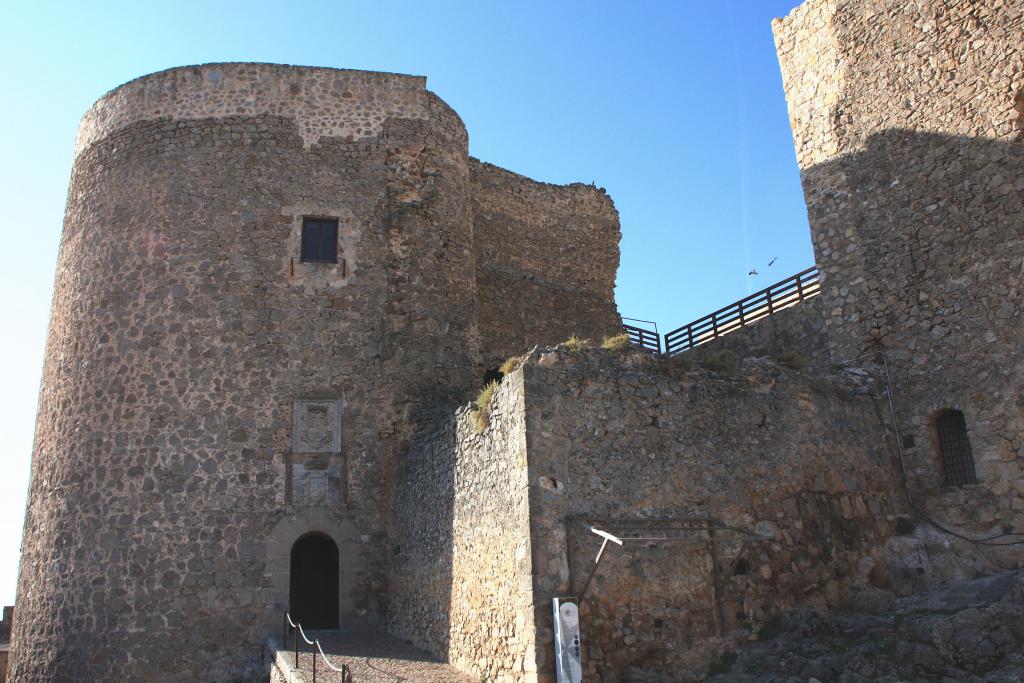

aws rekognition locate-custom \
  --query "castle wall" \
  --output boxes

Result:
[684,294,830,369]
[389,372,537,681]
[10,63,478,682]
[774,1,1024,531]
[406,346,904,681]
[519,348,902,680]
[470,159,622,369]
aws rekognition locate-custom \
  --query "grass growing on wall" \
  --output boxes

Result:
[601,333,630,350]
[562,335,592,351]
[705,349,740,375]
[775,350,808,370]
[669,353,694,370]
[499,355,523,376]
[471,380,499,433]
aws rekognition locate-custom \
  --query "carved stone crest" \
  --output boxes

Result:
[292,398,342,454]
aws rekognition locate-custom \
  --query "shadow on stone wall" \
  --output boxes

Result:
[387,427,459,658]
[799,129,1023,532]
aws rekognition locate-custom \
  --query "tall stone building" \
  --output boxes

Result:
[8,64,620,681]
[9,0,1024,681]
[774,0,1024,530]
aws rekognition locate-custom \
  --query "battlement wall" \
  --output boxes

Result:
[470,159,622,367]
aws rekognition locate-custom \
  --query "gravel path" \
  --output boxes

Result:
[276,627,476,683]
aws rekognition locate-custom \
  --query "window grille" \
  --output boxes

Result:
[935,409,977,487]
[300,218,339,263]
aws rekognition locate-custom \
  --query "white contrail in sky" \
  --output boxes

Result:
[727,5,754,294]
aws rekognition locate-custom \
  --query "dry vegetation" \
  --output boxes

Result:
[600,333,631,350]
[499,355,523,376]
[562,335,593,351]
[470,380,499,433]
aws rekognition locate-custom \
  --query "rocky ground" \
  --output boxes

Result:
[700,570,1024,683]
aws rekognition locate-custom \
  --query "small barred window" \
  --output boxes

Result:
[935,409,977,487]
[300,218,338,264]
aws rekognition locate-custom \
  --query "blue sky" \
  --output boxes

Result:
[0,0,808,606]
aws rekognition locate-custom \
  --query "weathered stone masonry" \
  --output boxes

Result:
[471,159,623,370]
[9,63,619,682]
[774,0,1024,531]
[392,347,905,681]
[390,370,536,679]
[11,1,1024,680]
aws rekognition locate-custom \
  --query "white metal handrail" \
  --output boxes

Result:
[284,611,352,682]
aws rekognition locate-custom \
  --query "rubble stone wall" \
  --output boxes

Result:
[684,294,830,369]
[403,346,907,681]
[10,63,478,682]
[390,371,537,682]
[775,0,1024,530]
[13,62,620,682]
[520,348,903,680]
[470,159,623,369]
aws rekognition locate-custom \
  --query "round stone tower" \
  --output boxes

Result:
[10,63,479,681]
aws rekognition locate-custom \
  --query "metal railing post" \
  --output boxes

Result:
[294,625,298,666]
[312,639,317,682]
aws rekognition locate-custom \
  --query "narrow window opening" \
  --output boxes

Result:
[300,218,339,264]
[935,409,977,487]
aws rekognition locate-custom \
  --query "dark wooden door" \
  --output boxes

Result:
[290,533,340,629]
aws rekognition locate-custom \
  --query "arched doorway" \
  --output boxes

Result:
[289,532,340,629]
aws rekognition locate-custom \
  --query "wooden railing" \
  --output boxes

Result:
[623,322,662,354]
[662,267,819,355]
[623,266,820,356]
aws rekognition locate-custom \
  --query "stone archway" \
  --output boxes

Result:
[290,532,340,629]
[264,511,362,627]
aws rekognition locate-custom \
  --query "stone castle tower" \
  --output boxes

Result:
[774,0,1023,528]
[9,1,1023,681]
[9,64,620,681]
